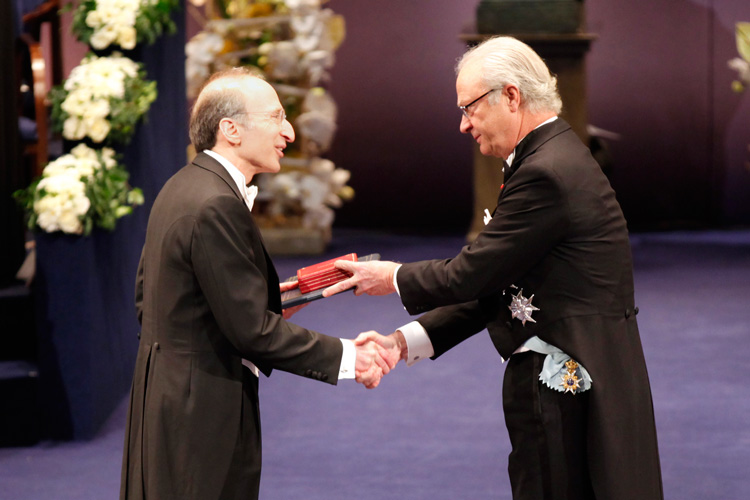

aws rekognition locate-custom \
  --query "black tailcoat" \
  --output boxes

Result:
[120,153,343,499]
[397,119,663,500]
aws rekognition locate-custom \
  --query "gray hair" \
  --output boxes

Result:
[188,68,258,151]
[456,36,562,114]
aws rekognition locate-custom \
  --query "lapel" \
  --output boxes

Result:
[498,118,572,204]
[191,152,281,309]
[191,151,245,203]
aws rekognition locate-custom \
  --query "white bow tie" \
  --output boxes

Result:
[244,185,258,212]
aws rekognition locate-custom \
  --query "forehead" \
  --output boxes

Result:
[456,62,484,103]
[237,78,281,111]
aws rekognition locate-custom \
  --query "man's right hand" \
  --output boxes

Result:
[355,330,407,366]
[322,260,399,298]
[353,332,403,389]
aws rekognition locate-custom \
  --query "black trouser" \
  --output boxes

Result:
[219,369,262,500]
[502,351,595,500]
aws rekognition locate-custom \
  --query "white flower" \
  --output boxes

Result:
[118,25,137,50]
[90,24,119,50]
[299,174,327,209]
[301,50,334,85]
[57,209,86,234]
[34,173,90,234]
[728,57,750,85]
[302,205,334,229]
[185,31,226,98]
[63,117,86,140]
[57,53,146,142]
[295,111,336,154]
[85,10,103,28]
[100,148,117,169]
[87,118,112,143]
[85,98,111,120]
[61,88,92,116]
[302,88,337,118]
[270,173,301,199]
[186,32,225,64]
[265,41,302,80]
[82,0,141,50]
[286,0,321,10]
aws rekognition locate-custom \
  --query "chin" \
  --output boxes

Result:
[260,162,281,174]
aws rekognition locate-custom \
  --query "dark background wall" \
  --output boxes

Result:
[321,0,750,232]
[121,1,750,233]
[586,0,750,230]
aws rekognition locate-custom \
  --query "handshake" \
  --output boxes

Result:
[280,258,409,389]
[352,330,408,389]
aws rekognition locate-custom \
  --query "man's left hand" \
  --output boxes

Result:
[280,281,307,319]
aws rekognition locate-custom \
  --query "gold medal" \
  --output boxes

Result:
[560,359,581,394]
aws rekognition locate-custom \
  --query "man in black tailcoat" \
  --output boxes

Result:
[325,37,663,500]
[120,68,391,500]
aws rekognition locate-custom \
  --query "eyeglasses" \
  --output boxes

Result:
[458,89,495,119]
[241,109,287,126]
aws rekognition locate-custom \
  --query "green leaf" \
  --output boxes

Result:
[738,22,750,62]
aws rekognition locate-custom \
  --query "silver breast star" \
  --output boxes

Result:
[509,289,539,326]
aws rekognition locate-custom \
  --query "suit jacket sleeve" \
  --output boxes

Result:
[190,191,343,382]
[415,301,493,358]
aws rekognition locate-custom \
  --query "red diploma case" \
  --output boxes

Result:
[297,253,357,294]
[281,253,380,308]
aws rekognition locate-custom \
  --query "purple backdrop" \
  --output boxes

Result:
[180,0,750,231]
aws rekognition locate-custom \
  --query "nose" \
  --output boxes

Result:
[282,119,295,142]
[459,113,472,134]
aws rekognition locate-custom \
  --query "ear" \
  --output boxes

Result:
[218,117,241,146]
[505,85,521,112]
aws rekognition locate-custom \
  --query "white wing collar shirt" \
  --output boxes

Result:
[203,150,356,380]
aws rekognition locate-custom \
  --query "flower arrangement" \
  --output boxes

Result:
[186,0,352,237]
[14,144,144,236]
[186,1,345,98]
[49,52,157,144]
[729,22,750,93]
[71,0,179,51]
[256,157,353,230]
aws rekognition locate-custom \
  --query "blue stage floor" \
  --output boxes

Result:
[1,229,749,499]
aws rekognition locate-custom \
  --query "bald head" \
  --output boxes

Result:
[189,69,277,151]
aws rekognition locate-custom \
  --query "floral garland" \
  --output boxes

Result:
[71,0,179,51]
[49,52,157,144]
[729,22,750,93]
[186,0,353,232]
[14,144,144,236]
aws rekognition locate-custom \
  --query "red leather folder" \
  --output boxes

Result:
[297,253,357,294]
[281,253,380,308]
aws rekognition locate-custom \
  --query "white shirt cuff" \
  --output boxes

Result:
[338,338,357,380]
[398,321,434,367]
[393,264,402,296]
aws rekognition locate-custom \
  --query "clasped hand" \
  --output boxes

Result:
[353,330,407,389]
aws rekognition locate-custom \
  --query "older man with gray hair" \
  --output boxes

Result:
[325,36,663,500]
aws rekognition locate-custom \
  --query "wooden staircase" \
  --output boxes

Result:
[0,283,39,446]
